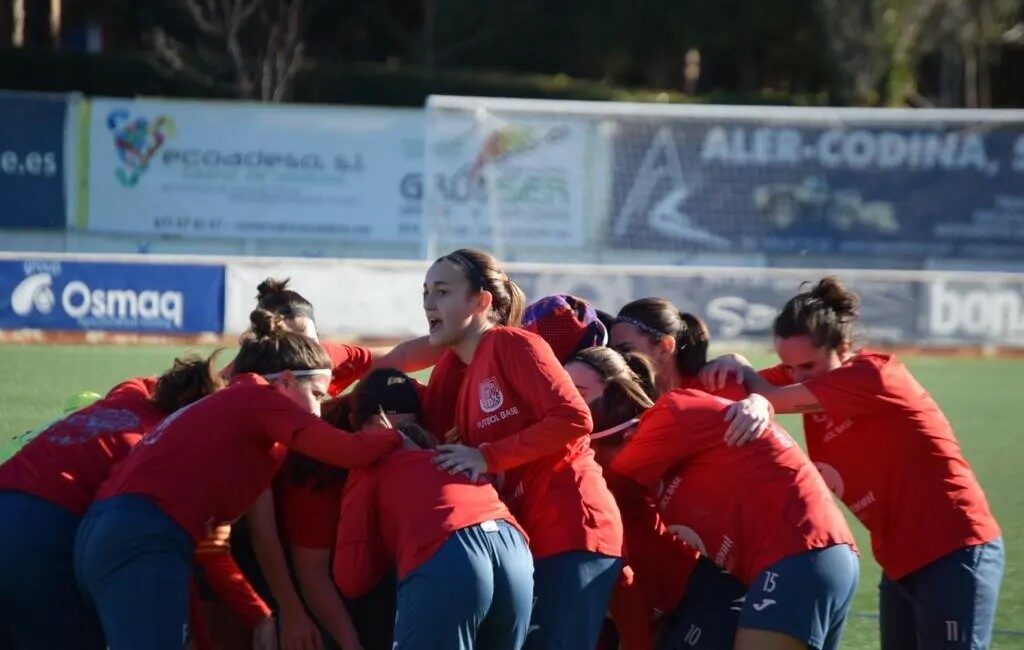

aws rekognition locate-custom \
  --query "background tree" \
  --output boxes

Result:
[151,0,309,101]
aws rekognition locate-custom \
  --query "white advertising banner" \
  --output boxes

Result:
[85,98,423,241]
[226,255,1024,347]
[225,258,430,338]
[424,102,589,249]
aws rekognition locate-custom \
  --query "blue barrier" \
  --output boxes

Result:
[0,259,224,333]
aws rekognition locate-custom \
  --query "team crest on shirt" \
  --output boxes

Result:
[478,377,504,413]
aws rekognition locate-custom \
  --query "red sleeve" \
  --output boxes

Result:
[254,392,401,467]
[610,400,697,490]
[758,364,793,387]
[607,568,654,650]
[105,376,158,400]
[803,355,887,421]
[280,479,342,550]
[332,468,392,599]
[193,545,271,630]
[478,334,593,473]
[320,341,373,396]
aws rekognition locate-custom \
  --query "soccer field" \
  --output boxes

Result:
[0,342,1021,649]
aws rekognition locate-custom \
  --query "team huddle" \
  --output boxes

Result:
[0,248,1004,650]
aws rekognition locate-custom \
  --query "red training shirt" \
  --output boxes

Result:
[333,448,524,597]
[320,341,373,397]
[611,388,855,585]
[455,327,622,559]
[0,377,164,516]
[605,473,701,649]
[97,373,400,541]
[276,458,344,551]
[419,349,468,442]
[764,350,1000,579]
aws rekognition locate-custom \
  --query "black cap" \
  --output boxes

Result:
[354,368,422,424]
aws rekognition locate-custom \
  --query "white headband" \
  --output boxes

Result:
[591,418,640,441]
[263,368,333,380]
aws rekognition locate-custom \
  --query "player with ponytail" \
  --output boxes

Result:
[0,353,224,650]
[425,249,623,650]
[229,277,444,396]
[73,310,402,650]
[560,346,745,650]
[610,298,711,395]
[703,277,1004,650]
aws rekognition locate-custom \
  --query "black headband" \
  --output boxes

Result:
[446,252,488,291]
[615,315,667,339]
[283,303,315,322]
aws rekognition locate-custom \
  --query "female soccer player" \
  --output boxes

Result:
[276,368,426,650]
[0,353,223,650]
[703,277,1004,650]
[73,310,403,650]
[335,371,535,650]
[248,278,443,395]
[228,278,445,649]
[565,347,747,650]
[605,361,859,650]
[426,248,624,650]
[609,298,711,395]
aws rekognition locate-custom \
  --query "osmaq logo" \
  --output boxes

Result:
[8,262,184,329]
[11,272,56,316]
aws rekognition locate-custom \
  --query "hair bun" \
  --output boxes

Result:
[812,277,859,320]
[249,308,287,338]
[256,278,291,300]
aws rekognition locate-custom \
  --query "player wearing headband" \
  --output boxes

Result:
[0,354,223,650]
[426,249,623,650]
[561,347,747,650]
[73,309,403,650]
[242,278,443,396]
[605,364,859,650]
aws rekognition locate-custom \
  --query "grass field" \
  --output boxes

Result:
[0,342,1021,649]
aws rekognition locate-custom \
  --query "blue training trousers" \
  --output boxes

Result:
[74,495,195,650]
[393,519,534,650]
[0,491,104,650]
[524,550,622,650]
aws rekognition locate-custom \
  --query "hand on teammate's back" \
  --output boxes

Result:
[433,444,488,482]
[723,394,773,447]
[700,353,752,393]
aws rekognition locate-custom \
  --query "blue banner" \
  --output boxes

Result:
[0,259,224,333]
[609,118,1024,259]
[0,92,68,229]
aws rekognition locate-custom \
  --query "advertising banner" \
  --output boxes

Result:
[424,106,589,248]
[609,112,1024,259]
[0,92,68,229]
[514,268,919,344]
[85,98,423,241]
[0,258,224,333]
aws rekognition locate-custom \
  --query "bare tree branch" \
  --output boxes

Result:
[150,28,235,94]
[151,0,306,102]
